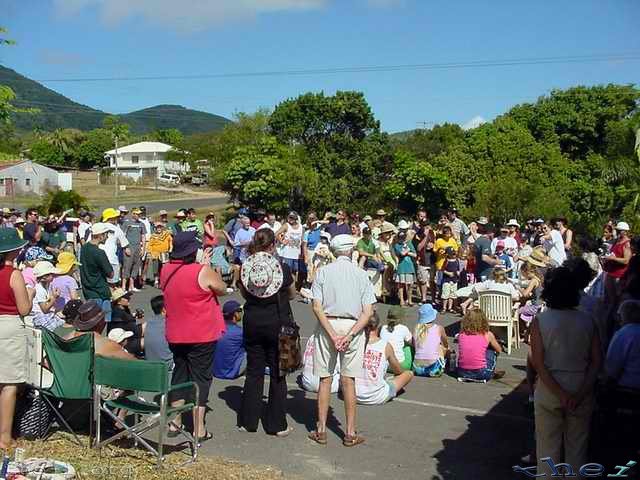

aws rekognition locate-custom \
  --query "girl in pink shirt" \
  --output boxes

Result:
[457,309,504,381]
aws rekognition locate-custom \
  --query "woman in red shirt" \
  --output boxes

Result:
[603,221,632,304]
[0,228,31,449]
[203,212,218,248]
[161,231,226,442]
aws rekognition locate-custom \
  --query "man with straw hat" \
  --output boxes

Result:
[309,234,376,447]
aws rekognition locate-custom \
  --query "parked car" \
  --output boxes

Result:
[191,175,206,186]
[159,173,180,185]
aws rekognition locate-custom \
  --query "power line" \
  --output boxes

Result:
[23,52,640,84]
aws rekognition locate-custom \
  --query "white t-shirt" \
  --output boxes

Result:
[490,236,518,255]
[355,339,391,405]
[77,221,91,243]
[380,324,412,363]
[100,223,130,265]
[30,283,60,329]
[300,335,339,393]
[473,280,520,300]
[544,229,567,266]
[258,221,282,233]
[280,223,304,260]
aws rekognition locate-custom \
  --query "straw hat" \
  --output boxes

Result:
[523,247,551,268]
[241,252,284,298]
[33,261,62,278]
[111,287,132,302]
[376,209,387,216]
[379,223,396,235]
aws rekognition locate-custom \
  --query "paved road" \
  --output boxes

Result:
[129,286,532,480]
[95,195,230,214]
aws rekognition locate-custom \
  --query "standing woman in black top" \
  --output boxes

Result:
[238,228,295,436]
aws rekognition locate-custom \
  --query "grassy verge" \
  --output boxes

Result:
[16,435,287,480]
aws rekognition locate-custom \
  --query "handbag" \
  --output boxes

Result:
[13,387,53,440]
[276,291,303,376]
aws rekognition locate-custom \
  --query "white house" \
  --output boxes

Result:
[104,141,189,181]
[0,160,62,197]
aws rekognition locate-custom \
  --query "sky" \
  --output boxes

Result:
[1,0,639,133]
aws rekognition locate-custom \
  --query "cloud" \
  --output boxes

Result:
[462,115,486,131]
[38,49,87,66]
[53,0,328,32]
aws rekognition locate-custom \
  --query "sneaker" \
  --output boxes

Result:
[131,287,141,292]
[226,287,235,293]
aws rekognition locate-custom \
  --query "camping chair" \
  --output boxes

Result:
[478,290,520,355]
[37,329,95,446]
[93,356,199,468]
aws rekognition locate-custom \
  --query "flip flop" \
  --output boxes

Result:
[308,430,327,445]
[343,434,365,447]
[197,430,213,445]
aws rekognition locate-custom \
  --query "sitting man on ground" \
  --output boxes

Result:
[213,300,247,380]
[355,312,414,405]
[65,300,135,360]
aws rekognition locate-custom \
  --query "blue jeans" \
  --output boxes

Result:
[100,298,112,323]
[364,258,386,273]
[457,349,498,381]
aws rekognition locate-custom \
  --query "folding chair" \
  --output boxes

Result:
[478,290,520,355]
[93,356,199,468]
[37,329,95,446]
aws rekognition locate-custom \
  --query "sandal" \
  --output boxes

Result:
[167,425,182,438]
[308,430,327,445]
[343,434,365,447]
[197,430,213,444]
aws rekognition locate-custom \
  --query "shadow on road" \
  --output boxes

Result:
[432,378,533,480]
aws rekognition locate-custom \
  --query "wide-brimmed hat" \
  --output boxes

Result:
[33,261,62,278]
[0,228,28,254]
[241,252,284,298]
[56,252,80,274]
[102,208,120,222]
[172,231,200,258]
[397,219,410,230]
[387,306,406,322]
[363,215,373,221]
[615,221,630,231]
[523,247,550,268]
[111,287,132,302]
[74,300,105,331]
[418,304,437,324]
[376,209,387,216]
[379,223,396,235]
[477,216,489,226]
[506,219,520,227]
[331,234,354,253]
[14,217,26,225]
[108,328,133,344]
[25,246,53,262]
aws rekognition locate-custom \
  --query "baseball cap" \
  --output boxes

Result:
[158,209,168,215]
[496,240,506,249]
[108,328,133,344]
[222,300,243,317]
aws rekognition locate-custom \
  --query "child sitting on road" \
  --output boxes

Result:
[213,300,246,380]
[457,309,505,382]
[412,304,449,377]
[380,306,413,371]
[298,333,340,393]
[355,312,414,405]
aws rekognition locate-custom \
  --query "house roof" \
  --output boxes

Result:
[105,141,173,155]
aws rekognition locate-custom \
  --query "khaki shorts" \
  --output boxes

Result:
[313,318,365,379]
[417,265,430,284]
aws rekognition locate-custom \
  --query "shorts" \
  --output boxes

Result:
[384,379,397,402]
[417,266,430,284]
[122,248,142,278]
[413,358,445,377]
[441,281,458,299]
[282,257,300,273]
[313,318,365,378]
[108,263,121,284]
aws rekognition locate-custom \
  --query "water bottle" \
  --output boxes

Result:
[448,350,457,374]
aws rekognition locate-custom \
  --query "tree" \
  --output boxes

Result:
[37,190,90,215]
[222,136,313,213]
[395,123,466,160]
[103,115,130,145]
[153,128,183,146]
[28,140,65,166]
[75,128,114,169]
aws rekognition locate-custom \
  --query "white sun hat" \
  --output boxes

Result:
[615,221,630,231]
[241,252,284,298]
[506,219,520,227]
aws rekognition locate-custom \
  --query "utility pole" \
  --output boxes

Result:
[114,136,119,198]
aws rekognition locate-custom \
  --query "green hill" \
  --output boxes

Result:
[0,65,232,134]
[121,104,231,134]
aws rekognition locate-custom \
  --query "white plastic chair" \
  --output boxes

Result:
[478,290,520,355]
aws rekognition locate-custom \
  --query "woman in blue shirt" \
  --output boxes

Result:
[393,231,417,306]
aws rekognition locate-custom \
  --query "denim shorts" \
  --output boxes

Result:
[282,257,300,273]
[413,358,445,377]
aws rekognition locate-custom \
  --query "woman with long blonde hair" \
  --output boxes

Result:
[412,304,449,377]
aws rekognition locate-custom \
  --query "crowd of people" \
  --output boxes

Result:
[0,202,638,473]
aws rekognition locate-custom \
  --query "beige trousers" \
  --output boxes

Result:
[534,380,594,476]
